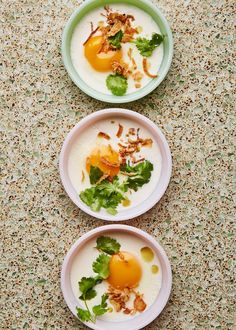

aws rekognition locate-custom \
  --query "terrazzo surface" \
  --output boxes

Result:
[1,0,235,329]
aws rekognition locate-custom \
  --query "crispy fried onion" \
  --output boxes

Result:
[118,128,153,162]
[100,157,120,168]
[143,58,158,78]
[111,60,130,78]
[97,173,109,184]
[134,293,147,312]
[107,286,146,315]
[116,124,123,138]
[97,131,111,140]
[83,26,99,45]
[128,127,136,135]
[98,10,137,52]
[132,71,143,82]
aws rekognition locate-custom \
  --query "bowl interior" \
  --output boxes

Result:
[61,225,172,330]
[59,109,172,221]
[62,0,173,103]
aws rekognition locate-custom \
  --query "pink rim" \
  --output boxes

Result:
[61,224,172,330]
[59,108,172,221]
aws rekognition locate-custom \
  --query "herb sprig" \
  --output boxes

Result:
[76,236,120,323]
[133,33,164,57]
[120,160,154,191]
[96,236,121,255]
[77,293,109,323]
[106,74,128,96]
[89,166,103,184]
[80,160,154,214]
[108,30,124,49]
[80,176,127,215]
[92,253,110,279]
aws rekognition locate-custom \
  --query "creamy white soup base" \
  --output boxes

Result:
[68,117,162,212]
[71,4,164,94]
[70,232,162,321]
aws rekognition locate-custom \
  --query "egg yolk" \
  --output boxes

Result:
[107,251,142,289]
[84,36,122,72]
[86,144,120,177]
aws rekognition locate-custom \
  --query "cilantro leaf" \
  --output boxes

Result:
[92,254,110,279]
[108,30,124,49]
[89,166,103,184]
[92,294,109,316]
[80,188,102,212]
[76,307,92,322]
[80,187,96,207]
[79,177,126,215]
[77,268,110,323]
[106,74,128,96]
[78,276,102,300]
[96,236,121,255]
[79,288,97,301]
[120,160,154,191]
[79,276,96,294]
[134,33,164,57]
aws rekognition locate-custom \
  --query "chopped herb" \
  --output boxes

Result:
[133,33,164,57]
[108,30,124,49]
[80,187,96,208]
[77,274,107,323]
[121,160,154,191]
[96,236,121,255]
[80,160,154,214]
[89,166,103,184]
[76,307,92,322]
[78,276,101,301]
[79,177,126,214]
[92,254,110,279]
[106,74,128,96]
[80,288,97,301]
[92,294,109,316]
[77,257,111,323]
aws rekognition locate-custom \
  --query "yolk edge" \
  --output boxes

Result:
[84,36,122,72]
[108,251,142,289]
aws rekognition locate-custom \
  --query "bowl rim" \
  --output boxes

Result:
[61,0,173,103]
[59,108,172,221]
[61,224,172,330]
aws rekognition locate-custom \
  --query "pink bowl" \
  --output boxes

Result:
[61,224,172,330]
[59,108,172,221]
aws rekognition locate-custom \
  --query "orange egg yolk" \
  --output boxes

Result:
[107,251,142,289]
[84,36,122,72]
[86,144,120,177]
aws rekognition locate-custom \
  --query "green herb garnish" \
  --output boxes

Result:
[77,256,111,323]
[108,30,124,49]
[79,176,126,215]
[76,236,121,323]
[133,33,164,57]
[92,253,110,279]
[96,236,121,255]
[78,276,101,301]
[121,160,154,191]
[89,166,103,184]
[92,294,109,316]
[76,308,92,322]
[80,160,154,214]
[106,74,128,96]
[76,293,109,323]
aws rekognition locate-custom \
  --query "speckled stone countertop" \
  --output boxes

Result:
[1,0,235,329]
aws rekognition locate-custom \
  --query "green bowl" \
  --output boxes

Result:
[62,0,173,103]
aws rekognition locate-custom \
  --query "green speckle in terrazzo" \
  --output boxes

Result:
[1,0,235,329]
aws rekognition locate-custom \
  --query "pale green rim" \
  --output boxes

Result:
[62,0,173,103]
